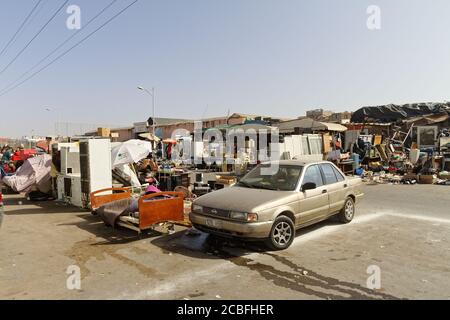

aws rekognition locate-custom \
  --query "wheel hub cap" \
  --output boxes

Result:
[273,222,292,245]
[345,201,354,219]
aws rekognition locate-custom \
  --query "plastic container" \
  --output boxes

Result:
[351,153,360,170]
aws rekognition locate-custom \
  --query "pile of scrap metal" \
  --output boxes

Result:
[348,102,450,185]
[90,184,190,236]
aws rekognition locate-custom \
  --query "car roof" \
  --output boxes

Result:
[262,160,332,167]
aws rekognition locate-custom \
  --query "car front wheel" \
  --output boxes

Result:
[338,197,355,223]
[266,216,295,250]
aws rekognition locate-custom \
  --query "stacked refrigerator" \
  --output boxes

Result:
[79,139,112,209]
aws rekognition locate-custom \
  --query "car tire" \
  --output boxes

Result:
[265,216,295,250]
[338,197,355,224]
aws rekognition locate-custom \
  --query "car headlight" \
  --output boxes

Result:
[230,212,258,222]
[192,204,203,213]
[246,213,258,222]
[230,211,247,220]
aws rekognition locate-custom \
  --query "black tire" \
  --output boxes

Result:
[265,216,295,250]
[338,197,355,224]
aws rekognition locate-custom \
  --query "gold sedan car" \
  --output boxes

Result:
[190,160,364,250]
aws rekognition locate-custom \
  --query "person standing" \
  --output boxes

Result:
[1,147,12,164]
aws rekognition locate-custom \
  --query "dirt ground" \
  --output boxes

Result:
[1,184,450,300]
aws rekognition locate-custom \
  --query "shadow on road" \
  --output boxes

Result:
[3,195,86,216]
[58,212,165,245]
[150,217,402,300]
[150,217,343,260]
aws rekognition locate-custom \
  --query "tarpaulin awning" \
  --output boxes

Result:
[351,102,450,123]
[12,149,37,162]
[111,140,152,168]
[139,133,161,142]
[36,140,49,152]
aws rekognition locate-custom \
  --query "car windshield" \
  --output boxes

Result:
[237,165,303,191]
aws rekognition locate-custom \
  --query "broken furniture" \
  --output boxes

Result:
[336,160,354,175]
[90,188,188,235]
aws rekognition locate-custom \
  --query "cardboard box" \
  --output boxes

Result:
[216,175,237,185]
[97,127,110,138]
[418,175,435,184]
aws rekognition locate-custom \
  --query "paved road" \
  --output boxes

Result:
[1,184,450,300]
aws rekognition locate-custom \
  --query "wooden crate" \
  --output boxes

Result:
[418,175,435,184]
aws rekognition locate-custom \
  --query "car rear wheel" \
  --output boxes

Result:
[266,216,295,250]
[338,197,355,223]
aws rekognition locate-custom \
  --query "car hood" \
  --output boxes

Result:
[194,186,298,213]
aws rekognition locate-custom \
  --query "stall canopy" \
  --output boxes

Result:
[138,133,161,142]
[311,122,348,132]
[36,140,49,152]
[276,118,347,133]
[111,140,152,168]
[232,123,277,131]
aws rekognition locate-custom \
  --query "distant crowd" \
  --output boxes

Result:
[0,144,36,178]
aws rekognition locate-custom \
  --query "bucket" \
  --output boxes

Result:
[351,153,360,170]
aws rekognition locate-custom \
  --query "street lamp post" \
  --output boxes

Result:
[137,86,156,147]
[45,107,60,137]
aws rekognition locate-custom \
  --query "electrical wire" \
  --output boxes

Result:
[0,0,43,58]
[0,0,139,98]
[0,0,69,76]
[0,0,119,95]
[5,0,46,54]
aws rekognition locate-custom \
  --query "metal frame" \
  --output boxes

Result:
[417,126,438,148]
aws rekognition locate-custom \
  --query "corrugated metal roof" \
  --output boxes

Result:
[314,122,348,132]
[275,118,347,132]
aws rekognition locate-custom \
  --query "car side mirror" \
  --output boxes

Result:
[301,182,316,192]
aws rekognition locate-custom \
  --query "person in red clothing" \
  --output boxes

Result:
[4,162,15,174]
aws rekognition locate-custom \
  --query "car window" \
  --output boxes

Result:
[332,165,345,182]
[320,164,338,185]
[238,165,303,191]
[302,165,324,187]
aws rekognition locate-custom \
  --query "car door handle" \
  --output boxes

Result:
[322,190,328,194]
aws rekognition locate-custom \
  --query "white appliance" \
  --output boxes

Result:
[79,139,112,209]
[60,145,80,175]
[56,174,82,207]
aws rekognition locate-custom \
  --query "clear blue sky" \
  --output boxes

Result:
[1,0,450,137]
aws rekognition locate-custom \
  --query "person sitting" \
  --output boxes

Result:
[145,184,162,195]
